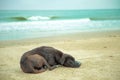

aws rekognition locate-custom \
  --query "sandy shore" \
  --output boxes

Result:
[0,30,120,80]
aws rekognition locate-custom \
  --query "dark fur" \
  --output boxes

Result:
[20,46,80,73]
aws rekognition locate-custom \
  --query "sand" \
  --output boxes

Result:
[0,30,120,80]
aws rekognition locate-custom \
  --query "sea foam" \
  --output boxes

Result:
[0,19,90,32]
[27,16,51,21]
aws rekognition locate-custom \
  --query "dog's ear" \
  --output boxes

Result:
[60,54,68,65]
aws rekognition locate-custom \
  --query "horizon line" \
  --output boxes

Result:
[0,8,120,10]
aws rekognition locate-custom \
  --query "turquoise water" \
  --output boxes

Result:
[0,9,120,40]
[0,9,120,22]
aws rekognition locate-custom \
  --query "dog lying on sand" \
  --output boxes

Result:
[20,46,81,73]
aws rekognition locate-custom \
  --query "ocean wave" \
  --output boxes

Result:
[9,16,59,21]
[4,15,120,22]
[90,17,120,20]
[10,17,27,21]
[27,16,51,20]
[8,16,91,21]
[0,19,91,31]
[1,18,120,32]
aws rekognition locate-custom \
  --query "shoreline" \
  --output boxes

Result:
[0,29,120,47]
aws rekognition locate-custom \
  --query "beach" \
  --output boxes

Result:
[0,30,120,80]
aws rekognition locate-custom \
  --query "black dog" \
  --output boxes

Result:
[20,46,81,73]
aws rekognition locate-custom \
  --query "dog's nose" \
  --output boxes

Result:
[75,61,81,67]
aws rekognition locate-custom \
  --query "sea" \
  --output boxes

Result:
[0,9,120,41]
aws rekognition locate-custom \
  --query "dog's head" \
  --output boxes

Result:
[60,54,81,68]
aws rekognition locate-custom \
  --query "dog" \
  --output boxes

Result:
[20,46,81,73]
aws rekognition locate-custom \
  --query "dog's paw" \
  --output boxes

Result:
[43,65,47,69]
[56,65,62,68]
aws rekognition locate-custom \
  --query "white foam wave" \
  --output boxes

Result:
[0,19,91,31]
[76,18,90,22]
[27,16,51,21]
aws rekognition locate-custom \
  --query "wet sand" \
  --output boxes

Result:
[0,30,120,80]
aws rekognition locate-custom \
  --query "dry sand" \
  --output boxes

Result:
[0,30,120,80]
